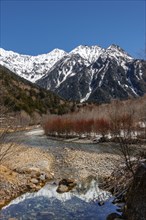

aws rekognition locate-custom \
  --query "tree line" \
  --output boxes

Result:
[43,96,146,140]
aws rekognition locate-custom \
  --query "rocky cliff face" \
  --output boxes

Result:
[37,45,146,103]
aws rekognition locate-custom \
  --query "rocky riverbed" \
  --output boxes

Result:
[0,140,122,208]
[0,144,54,208]
[1,128,145,220]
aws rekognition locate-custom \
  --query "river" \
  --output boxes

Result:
[5,127,119,153]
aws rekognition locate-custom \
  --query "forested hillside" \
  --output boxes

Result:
[0,65,72,117]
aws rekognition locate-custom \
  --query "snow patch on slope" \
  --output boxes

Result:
[80,69,95,102]
[70,45,104,63]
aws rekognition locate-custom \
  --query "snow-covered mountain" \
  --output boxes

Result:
[1,45,146,103]
[70,45,105,63]
[37,45,146,103]
[0,48,67,82]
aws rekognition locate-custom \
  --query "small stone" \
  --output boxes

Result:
[0,200,6,207]
[34,185,41,191]
[50,172,54,176]
[39,182,44,187]
[56,184,69,193]
[39,173,46,181]
[98,201,104,206]
[26,167,40,176]
[26,183,35,189]
[30,178,39,184]
[30,171,40,178]
[59,178,75,186]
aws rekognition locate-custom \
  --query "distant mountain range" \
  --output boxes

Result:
[0,45,146,103]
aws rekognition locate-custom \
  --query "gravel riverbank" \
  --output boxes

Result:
[0,139,122,208]
[0,144,54,208]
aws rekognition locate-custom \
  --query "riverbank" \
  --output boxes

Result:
[1,127,145,211]
[52,146,122,181]
[44,134,100,144]
[0,125,41,134]
[43,133,146,145]
[0,144,54,208]
[0,140,122,209]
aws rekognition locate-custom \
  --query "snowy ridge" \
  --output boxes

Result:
[70,45,104,63]
[37,45,146,102]
[106,44,133,61]
[0,44,133,83]
[0,48,67,82]
[1,45,146,103]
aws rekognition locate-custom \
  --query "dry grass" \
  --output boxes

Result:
[0,165,18,184]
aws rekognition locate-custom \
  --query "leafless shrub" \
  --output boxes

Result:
[0,105,19,164]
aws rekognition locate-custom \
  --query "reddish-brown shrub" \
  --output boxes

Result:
[94,118,110,137]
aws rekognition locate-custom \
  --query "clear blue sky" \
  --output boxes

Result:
[0,0,145,58]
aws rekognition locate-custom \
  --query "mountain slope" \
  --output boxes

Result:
[0,65,71,115]
[37,53,91,101]
[37,45,146,103]
[1,45,146,103]
[0,48,67,82]
[70,45,104,63]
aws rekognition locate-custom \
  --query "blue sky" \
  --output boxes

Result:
[0,0,145,58]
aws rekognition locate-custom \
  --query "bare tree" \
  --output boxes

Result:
[0,105,19,164]
[117,137,136,177]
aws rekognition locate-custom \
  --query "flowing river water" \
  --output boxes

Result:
[3,127,120,154]
[0,128,121,220]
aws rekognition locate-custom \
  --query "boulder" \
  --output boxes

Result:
[125,163,146,220]
[56,184,69,193]
[56,178,76,193]
[59,178,75,186]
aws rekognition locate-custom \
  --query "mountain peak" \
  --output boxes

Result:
[1,45,146,104]
[72,45,102,49]
[108,44,121,49]
[49,48,67,54]
[70,45,104,63]
[70,44,102,52]
[107,44,127,53]
[106,44,133,60]
[36,48,67,60]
